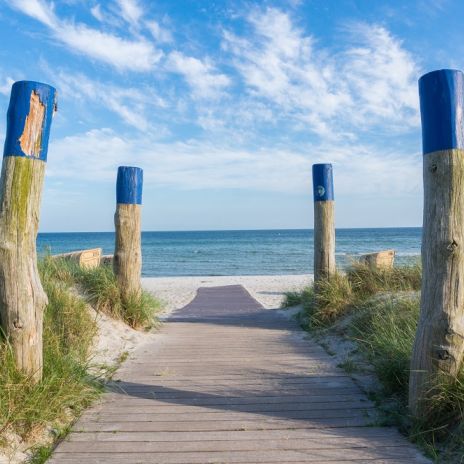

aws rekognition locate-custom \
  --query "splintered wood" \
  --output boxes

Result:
[19,91,45,158]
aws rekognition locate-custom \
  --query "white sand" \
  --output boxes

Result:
[89,306,155,368]
[142,274,313,317]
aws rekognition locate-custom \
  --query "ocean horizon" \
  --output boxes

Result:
[37,227,421,277]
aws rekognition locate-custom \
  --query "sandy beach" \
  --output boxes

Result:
[142,274,313,316]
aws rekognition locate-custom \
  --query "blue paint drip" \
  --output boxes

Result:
[312,163,334,202]
[419,69,464,154]
[3,81,56,162]
[116,166,143,205]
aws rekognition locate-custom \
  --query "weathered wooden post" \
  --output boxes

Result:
[312,163,335,282]
[409,69,464,416]
[0,81,56,382]
[114,166,143,302]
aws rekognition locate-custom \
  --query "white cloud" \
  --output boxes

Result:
[342,23,419,127]
[222,8,420,137]
[10,0,162,71]
[11,0,56,26]
[167,51,231,99]
[55,71,167,130]
[56,22,161,71]
[46,128,421,197]
[0,77,15,96]
[116,0,143,27]
[146,20,172,43]
[90,4,104,22]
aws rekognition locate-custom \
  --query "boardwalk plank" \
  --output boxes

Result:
[49,285,429,463]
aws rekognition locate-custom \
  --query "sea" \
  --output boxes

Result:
[36,228,421,277]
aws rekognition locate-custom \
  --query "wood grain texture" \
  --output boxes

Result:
[53,248,102,269]
[50,285,429,463]
[0,156,47,382]
[409,148,464,415]
[314,200,335,281]
[359,250,395,269]
[113,203,141,301]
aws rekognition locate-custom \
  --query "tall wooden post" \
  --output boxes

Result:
[312,163,335,282]
[409,69,464,416]
[114,166,143,302]
[0,81,56,382]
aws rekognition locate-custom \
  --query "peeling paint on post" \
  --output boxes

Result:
[312,163,335,282]
[0,80,56,383]
[114,166,143,303]
[409,69,464,416]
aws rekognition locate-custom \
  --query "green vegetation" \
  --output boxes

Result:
[284,263,464,463]
[285,263,421,328]
[43,256,161,329]
[0,257,161,460]
[0,258,102,455]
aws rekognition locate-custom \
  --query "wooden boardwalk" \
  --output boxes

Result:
[50,285,430,463]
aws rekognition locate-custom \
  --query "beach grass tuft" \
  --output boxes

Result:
[0,258,102,452]
[42,256,162,329]
[284,263,421,328]
[284,263,464,461]
[0,256,162,459]
[74,263,161,329]
[346,262,422,297]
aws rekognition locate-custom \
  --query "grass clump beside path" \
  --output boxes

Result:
[283,263,421,327]
[0,258,102,461]
[1,257,162,461]
[44,256,161,329]
[283,263,464,463]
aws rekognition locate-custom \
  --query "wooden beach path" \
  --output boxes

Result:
[49,285,430,463]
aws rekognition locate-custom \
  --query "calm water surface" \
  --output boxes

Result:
[37,228,421,277]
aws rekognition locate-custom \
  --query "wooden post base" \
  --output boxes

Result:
[0,156,48,382]
[114,203,142,302]
[314,200,336,282]
[409,149,464,414]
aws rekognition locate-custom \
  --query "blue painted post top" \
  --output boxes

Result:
[116,166,143,205]
[419,69,464,155]
[3,80,57,162]
[312,163,334,202]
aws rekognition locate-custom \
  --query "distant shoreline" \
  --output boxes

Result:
[37,226,422,234]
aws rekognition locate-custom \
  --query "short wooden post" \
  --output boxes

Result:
[113,166,143,302]
[409,69,464,416]
[312,163,335,282]
[0,81,56,382]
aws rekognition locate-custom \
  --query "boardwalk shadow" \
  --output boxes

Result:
[105,373,374,426]
[102,283,371,425]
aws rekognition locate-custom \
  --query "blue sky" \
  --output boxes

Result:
[0,0,462,232]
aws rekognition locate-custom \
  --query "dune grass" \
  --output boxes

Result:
[284,263,421,327]
[283,263,464,462]
[0,258,103,458]
[43,256,161,329]
[0,257,161,460]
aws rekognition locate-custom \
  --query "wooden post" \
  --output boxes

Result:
[409,69,464,416]
[312,163,335,282]
[0,81,56,382]
[113,166,143,302]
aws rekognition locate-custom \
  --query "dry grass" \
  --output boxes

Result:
[0,257,103,461]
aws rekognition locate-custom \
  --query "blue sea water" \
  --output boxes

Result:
[37,228,421,277]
